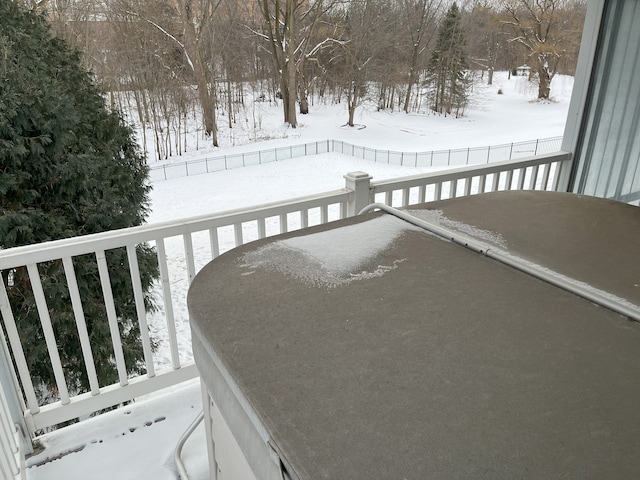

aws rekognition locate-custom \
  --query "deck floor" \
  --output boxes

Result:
[25,379,207,480]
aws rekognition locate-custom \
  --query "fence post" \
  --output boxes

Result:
[535,138,540,155]
[344,171,372,217]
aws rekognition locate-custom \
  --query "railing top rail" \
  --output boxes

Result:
[0,189,350,270]
[371,151,572,191]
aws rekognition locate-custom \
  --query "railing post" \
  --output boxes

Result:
[344,171,372,217]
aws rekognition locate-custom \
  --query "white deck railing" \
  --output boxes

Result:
[0,152,571,451]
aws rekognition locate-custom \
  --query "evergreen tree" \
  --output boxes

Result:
[427,2,469,116]
[0,1,158,402]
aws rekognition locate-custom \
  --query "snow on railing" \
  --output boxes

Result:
[0,151,571,438]
[149,137,563,182]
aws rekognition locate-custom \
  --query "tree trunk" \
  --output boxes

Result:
[347,83,359,127]
[299,93,309,114]
[298,56,309,114]
[260,0,297,128]
[226,76,233,129]
[286,53,297,127]
[348,103,356,127]
[404,52,420,113]
[177,0,218,146]
[537,67,551,100]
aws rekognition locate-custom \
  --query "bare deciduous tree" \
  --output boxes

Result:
[257,0,300,127]
[401,0,442,113]
[330,0,400,126]
[174,0,221,145]
[500,0,584,100]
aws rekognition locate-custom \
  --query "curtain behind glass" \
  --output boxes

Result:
[572,0,640,203]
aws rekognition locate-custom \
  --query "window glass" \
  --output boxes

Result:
[573,1,640,203]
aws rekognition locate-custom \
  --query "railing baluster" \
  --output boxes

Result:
[321,205,328,224]
[209,228,220,258]
[505,170,514,190]
[183,234,196,284]
[385,191,393,206]
[96,250,129,386]
[279,213,288,233]
[234,223,243,247]
[551,162,563,191]
[529,165,540,190]
[402,187,410,206]
[62,257,100,395]
[340,201,347,219]
[0,279,40,414]
[155,240,180,370]
[478,175,487,193]
[517,168,527,190]
[257,218,266,239]
[26,263,71,405]
[541,163,552,190]
[491,172,500,191]
[126,245,155,378]
[418,184,426,203]
[435,182,442,200]
[464,177,472,196]
[301,209,309,229]
[449,178,464,198]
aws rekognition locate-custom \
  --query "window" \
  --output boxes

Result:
[572,0,640,204]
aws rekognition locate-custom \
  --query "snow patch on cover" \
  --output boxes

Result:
[410,209,508,249]
[240,215,420,287]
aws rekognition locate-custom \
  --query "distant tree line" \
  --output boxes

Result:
[30,0,586,156]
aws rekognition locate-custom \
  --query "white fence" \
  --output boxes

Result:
[149,137,563,182]
[0,152,571,450]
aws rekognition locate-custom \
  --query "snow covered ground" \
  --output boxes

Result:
[26,72,573,480]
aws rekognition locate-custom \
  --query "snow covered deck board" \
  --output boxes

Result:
[188,191,640,479]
